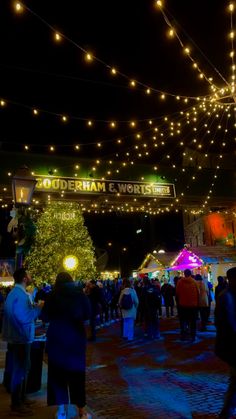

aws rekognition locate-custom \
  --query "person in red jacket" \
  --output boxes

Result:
[176,269,199,342]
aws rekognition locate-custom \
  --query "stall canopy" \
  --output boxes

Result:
[138,253,164,274]
[167,248,204,271]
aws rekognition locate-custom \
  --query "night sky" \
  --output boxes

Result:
[0,0,232,273]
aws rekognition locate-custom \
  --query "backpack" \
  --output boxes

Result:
[120,293,133,310]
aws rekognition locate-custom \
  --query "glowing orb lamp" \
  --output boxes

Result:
[63,255,79,271]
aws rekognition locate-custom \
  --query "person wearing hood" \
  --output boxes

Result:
[215,267,236,419]
[41,272,91,419]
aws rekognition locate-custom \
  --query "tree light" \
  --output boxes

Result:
[63,255,79,272]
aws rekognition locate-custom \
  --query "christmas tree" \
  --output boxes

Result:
[24,201,96,284]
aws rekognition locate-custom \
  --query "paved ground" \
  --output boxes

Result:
[0,313,234,418]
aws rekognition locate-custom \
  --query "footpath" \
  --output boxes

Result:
[0,315,234,419]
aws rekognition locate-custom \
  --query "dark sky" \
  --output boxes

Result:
[0,0,232,273]
[0,0,228,149]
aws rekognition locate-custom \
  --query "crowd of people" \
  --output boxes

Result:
[0,267,234,418]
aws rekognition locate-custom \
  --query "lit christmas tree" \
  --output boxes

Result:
[24,201,96,284]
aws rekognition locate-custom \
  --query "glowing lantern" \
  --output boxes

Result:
[63,255,79,271]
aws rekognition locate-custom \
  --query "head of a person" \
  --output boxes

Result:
[55,272,73,289]
[195,274,203,281]
[226,268,236,292]
[184,269,192,278]
[217,275,224,285]
[122,278,131,288]
[143,275,150,286]
[13,268,32,287]
[89,279,97,288]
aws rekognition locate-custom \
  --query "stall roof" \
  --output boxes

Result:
[138,253,164,273]
[138,246,236,273]
[167,248,203,271]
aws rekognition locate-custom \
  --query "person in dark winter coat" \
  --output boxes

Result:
[85,280,106,341]
[41,272,91,419]
[161,279,175,318]
[215,275,228,301]
[215,267,236,419]
[142,277,161,339]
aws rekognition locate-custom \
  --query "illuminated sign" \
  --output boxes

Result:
[35,175,176,198]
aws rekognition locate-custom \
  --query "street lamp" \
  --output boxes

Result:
[12,166,37,206]
[11,166,37,268]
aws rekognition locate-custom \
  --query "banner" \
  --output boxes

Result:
[35,175,176,198]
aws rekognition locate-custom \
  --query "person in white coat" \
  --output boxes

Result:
[118,278,139,341]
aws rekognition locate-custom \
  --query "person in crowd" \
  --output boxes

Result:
[215,267,236,419]
[134,279,144,325]
[0,286,5,332]
[98,280,112,326]
[154,278,163,317]
[34,282,52,303]
[41,272,91,419]
[142,276,161,339]
[176,269,199,342]
[195,274,209,332]
[215,275,228,301]
[85,279,106,341]
[110,278,121,322]
[161,279,175,318]
[119,278,139,341]
[173,276,180,317]
[206,279,213,323]
[2,268,44,417]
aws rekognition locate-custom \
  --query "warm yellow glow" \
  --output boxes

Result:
[63,255,78,271]
[111,67,117,75]
[85,53,93,62]
[130,80,136,87]
[87,120,93,126]
[54,32,62,42]
[146,88,151,94]
[0,100,6,106]
[110,121,116,128]
[156,0,163,7]
[15,2,23,12]
[230,31,235,39]
[184,47,190,54]
[24,145,29,150]
[168,29,175,38]
[97,142,101,147]
[33,109,38,115]
[62,115,67,122]
[229,3,235,12]
[50,146,55,151]
[75,145,80,150]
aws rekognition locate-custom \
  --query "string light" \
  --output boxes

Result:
[14,2,23,13]
[85,52,93,62]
